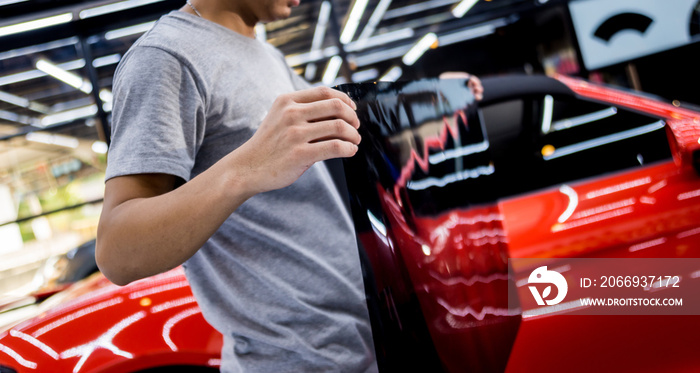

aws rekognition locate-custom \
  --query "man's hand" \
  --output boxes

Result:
[439,71,484,101]
[232,86,361,195]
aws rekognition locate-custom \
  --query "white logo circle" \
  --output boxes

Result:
[527,266,568,306]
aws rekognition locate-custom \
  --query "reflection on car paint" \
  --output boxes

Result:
[0,268,221,372]
[60,311,146,372]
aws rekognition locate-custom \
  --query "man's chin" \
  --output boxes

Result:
[269,7,293,22]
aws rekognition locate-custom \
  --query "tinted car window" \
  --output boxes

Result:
[480,94,673,199]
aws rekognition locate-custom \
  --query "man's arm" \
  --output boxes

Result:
[96,86,361,285]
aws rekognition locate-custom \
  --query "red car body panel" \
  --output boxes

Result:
[0,268,221,372]
[1,75,699,372]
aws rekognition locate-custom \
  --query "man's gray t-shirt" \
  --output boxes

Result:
[105,11,376,372]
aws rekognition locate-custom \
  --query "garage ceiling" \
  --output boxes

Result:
[0,0,546,159]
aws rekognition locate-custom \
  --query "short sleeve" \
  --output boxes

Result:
[105,46,206,183]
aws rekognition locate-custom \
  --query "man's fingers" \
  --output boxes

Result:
[302,98,360,129]
[439,71,471,79]
[306,139,359,161]
[288,86,357,110]
[468,75,484,101]
[300,119,361,145]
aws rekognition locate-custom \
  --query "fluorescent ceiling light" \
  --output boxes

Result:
[100,89,114,111]
[36,59,92,94]
[290,28,413,68]
[291,16,510,71]
[438,18,508,46]
[351,18,510,69]
[322,56,343,86]
[354,44,411,66]
[0,13,73,38]
[0,109,35,125]
[40,105,98,127]
[0,70,44,87]
[384,0,457,20]
[0,59,85,87]
[99,89,113,103]
[0,90,49,114]
[26,132,79,148]
[304,0,331,80]
[305,63,317,81]
[27,102,50,114]
[286,46,339,67]
[92,54,121,68]
[105,21,156,40]
[0,37,77,62]
[394,12,452,34]
[355,0,393,49]
[80,0,164,19]
[380,66,402,82]
[402,33,438,66]
[0,0,29,6]
[340,0,370,44]
[452,0,478,18]
[311,1,331,58]
[347,28,414,52]
[0,90,28,108]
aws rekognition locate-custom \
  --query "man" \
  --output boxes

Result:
[97,0,376,371]
[97,0,483,371]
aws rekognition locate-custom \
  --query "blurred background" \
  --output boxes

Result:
[0,0,698,305]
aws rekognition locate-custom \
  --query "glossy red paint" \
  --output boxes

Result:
[0,268,221,372]
[502,161,700,259]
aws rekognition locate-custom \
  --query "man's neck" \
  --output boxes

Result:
[180,0,257,39]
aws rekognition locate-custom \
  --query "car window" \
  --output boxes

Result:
[479,94,673,199]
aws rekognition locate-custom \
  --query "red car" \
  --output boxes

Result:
[0,74,698,372]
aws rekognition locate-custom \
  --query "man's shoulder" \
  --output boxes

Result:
[114,12,217,86]
[129,12,204,59]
